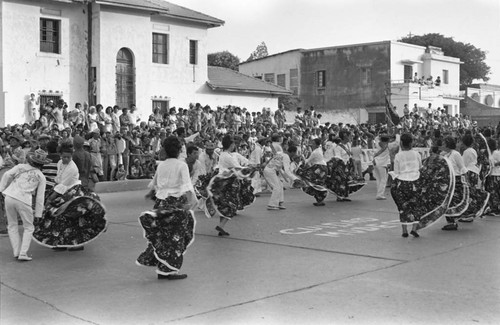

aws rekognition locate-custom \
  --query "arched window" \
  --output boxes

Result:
[116,48,135,109]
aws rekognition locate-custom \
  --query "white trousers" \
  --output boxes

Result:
[263,167,284,207]
[374,165,388,198]
[5,196,35,257]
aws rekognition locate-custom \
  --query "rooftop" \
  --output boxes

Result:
[95,0,224,27]
[207,66,291,96]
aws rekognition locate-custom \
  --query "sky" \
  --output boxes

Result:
[176,0,500,84]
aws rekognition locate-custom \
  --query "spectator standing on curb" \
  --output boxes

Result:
[89,129,103,178]
[72,136,92,190]
[373,134,390,200]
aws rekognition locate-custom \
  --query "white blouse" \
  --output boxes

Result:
[323,141,336,161]
[217,151,241,173]
[491,150,500,176]
[149,158,195,200]
[54,160,81,194]
[462,147,480,174]
[392,150,422,181]
[306,147,326,166]
[443,150,467,176]
[334,143,351,163]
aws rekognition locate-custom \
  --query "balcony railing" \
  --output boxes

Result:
[390,80,461,101]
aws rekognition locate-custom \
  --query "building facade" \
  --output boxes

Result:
[1,0,227,126]
[1,0,284,126]
[239,41,462,124]
[460,84,500,127]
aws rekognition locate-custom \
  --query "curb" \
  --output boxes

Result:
[95,179,151,193]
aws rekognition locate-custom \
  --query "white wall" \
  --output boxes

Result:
[390,41,425,83]
[390,41,461,117]
[195,84,279,113]
[467,87,500,108]
[94,4,210,119]
[238,51,301,91]
[1,0,88,125]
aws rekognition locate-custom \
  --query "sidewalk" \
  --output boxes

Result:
[95,179,150,193]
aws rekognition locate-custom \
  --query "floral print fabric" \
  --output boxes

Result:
[326,158,365,199]
[204,167,257,219]
[391,179,419,224]
[461,171,490,219]
[473,133,491,185]
[444,175,470,218]
[296,164,329,203]
[391,154,454,230]
[136,195,196,275]
[33,185,107,247]
[485,175,500,214]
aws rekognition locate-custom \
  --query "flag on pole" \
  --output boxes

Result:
[385,95,400,126]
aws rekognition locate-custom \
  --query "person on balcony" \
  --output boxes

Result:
[435,76,441,87]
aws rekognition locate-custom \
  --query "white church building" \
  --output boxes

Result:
[0,0,288,126]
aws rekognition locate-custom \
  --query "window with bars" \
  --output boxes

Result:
[39,94,63,107]
[290,69,298,95]
[317,70,326,88]
[277,74,286,88]
[153,33,169,64]
[361,67,371,85]
[152,100,170,115]
[264,73,275,84]
[40,18,60,53]
[189,40,198,65]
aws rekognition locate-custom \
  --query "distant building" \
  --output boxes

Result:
[460,84,500,127]
[239,41,462,124]
[0,0,284,126]
[201,66,291,111]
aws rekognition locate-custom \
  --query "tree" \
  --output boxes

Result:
[399,33,490,86]
[246,41,269,62]
[207,51,240,71]
[278,95,301,111]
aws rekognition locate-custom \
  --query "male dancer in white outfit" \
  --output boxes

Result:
[263,134,298,210]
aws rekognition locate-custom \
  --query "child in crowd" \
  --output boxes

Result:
[115,164,126,180]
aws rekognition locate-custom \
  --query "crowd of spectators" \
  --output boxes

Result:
[411,72,441,87]
[0,95,491,186]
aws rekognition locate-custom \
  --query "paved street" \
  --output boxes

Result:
[1,182,499,325]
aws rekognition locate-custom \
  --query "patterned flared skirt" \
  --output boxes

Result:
[485,175,500,214]
[204,167,257,219]
[296,164,329,203]
[326,157,366,199]
[391,154,454,230]
[444,174,470,218]
[33,185,107,248]
[461,171,490,219]
[136,195,196,275]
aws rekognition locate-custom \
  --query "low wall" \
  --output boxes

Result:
[95,179,151,193]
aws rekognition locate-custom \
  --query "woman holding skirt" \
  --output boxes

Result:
[136,136,197,280]
[33,143,107,251]
[441,136,470,231]
[326,130,365,202]
[390,133,422,237]
[485,139,500,216]
[205,134,256,236]
[460,134,490,222]
[296,138,329,206]
[390,134,454,237]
